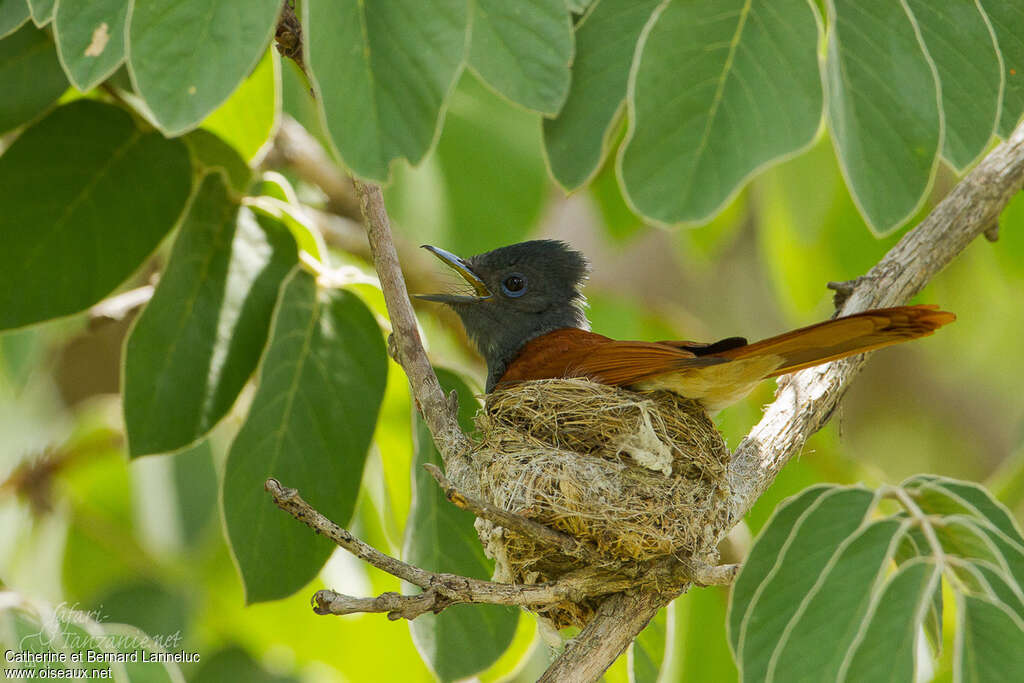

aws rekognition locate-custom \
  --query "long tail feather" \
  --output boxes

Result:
[714,305,955,377]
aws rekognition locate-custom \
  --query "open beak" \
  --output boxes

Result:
[416,245,492,303]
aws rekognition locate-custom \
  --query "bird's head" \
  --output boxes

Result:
[417,240,590,389]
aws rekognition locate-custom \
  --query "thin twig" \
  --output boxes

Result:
[354,181,472,463]
[266,478,652,616]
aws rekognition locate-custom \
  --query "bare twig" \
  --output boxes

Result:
[267,478,652,616]
[354,181,472,462]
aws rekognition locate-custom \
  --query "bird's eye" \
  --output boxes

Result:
[501,274,527,297]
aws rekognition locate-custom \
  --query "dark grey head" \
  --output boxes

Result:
[417,240,590,390]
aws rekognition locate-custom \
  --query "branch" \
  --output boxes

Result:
[353,181,472,463]
[266,478,650,617]
[726,119,1024,526]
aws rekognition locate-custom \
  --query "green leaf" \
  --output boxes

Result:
[172,438,218,546]
[0,23,68,133]
[957,593,1024,682]
[0,100,191,331]
[903,0,1001,171]
[123,172,297,457]
[433,73,548,255]
[727,484,833,653]
[53,0,129,92]
[202,48,280,162]
[304,0,468,180]
[629,605,669,683]
[956,560,1024,623]
[543,0,661,190]
[903,475,1024,545]
[469,0,573,115]
[825,0,941,233]
[733,487,877,682]
[565,0,595,13]
[766,518,907,682]
[183,128,254,194]
[26,0,53,26]
[127,0,280,135]
[841,559,941,682]
[619,0,822,225]
[251,172,328,261]
[405,368,518,681]
[893,529,944,650]
[0,0,30,38]
[223,269,387,603]
[934,517,1005,565]
[979,0,1024,138]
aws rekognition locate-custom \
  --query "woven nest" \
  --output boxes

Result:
[448,378,732,628]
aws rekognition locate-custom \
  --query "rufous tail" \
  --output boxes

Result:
[713,305,955,377]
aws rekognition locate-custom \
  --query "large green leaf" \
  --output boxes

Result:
[619,0,822,225]
[825,0,942,233]
[26,0,53,26]
[628,605,669,683]
[0,100,191,330]
[0,23,68,133]
[304,0,468,180]
[123,172,297,457]
[468,0,572,115]
[903,475,1024,546]
[727,484,833,652]
[127,0,280,135]
[405,368,518,682]
[542,0,660,190]
[0,0,30,38]
[172,439,218,546]
[434,73,548,255]
[733,487,877,682]
[223,269,387,603]
[53,0,129,92]
[903,0,1001,172]
[980,0,1024,138]
[766,518,906,682]
[202,48,280,162]
[957,593,1024,682]
[840,559,941,682]
[183,128,254,194]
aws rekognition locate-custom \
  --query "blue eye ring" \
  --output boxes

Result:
[501,273,527,297]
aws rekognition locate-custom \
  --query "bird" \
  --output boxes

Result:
[416,240,955,412]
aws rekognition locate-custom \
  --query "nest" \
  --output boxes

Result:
[449,378,732,628]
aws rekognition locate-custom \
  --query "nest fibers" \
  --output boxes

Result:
[448,378,732,628]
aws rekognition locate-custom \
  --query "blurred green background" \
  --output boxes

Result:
[2,66,1022,682]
